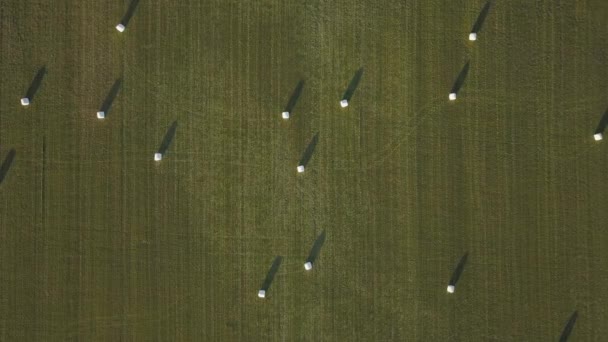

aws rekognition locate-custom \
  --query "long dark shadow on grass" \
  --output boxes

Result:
[471,1,493,34]
[299,132,319,168]
[559,311,578,342]
[120,0,141,27]
[451,61,470,95]
[594,108,608,135]
[342,68,364,102]
[0,149,16,185]
[100,78,123,116]
[284,80,305,113]
[260,256,283,292]
[157,121,178,155]
[24,66,46,102]
[306,230,326,264]
[448,252,468,287]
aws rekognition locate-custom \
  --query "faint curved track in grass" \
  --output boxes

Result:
[362,92,605,172]
[362,97,448,170]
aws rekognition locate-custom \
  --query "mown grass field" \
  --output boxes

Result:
[1,0,608,340]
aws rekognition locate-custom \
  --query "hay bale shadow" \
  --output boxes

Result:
[471,1,493,34]
[559,311,578,342]
[448,252,468,287]
[594,108,608,135]
[306,230,326,264]
[342,68,364,102]
[157,121,178,155]
[24,66,46,102]
[260,256,283,292]
[99,78,122,116]
[451,61,470,95]
[120,0,141,27]
[0,149,16,185]
[298,132,319,168]
[284,80,305,113]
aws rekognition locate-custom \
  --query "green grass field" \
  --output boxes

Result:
[1,0,608,340]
